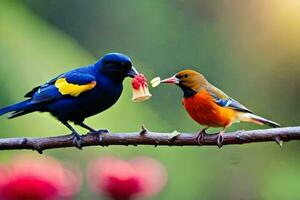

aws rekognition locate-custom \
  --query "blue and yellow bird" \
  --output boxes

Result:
[0,53,138,148]
[160,69,280,147]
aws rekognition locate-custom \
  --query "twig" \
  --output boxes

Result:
[0,126,299,154]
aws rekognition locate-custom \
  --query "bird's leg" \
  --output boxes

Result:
[195,127,209,145]
[216,124,231,148]
[77,122,109,144]
[77,122,96,133]
[62,121,82,149]
[216,131,224,148]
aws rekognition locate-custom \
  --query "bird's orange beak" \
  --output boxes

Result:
[160,75,179,84]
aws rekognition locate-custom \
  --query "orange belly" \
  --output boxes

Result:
[183,90,237,128]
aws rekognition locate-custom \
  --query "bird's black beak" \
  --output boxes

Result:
[126,66,139,78]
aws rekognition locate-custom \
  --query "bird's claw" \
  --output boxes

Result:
[217,134,224,148]
[195,128,208,145]
[88,129,110,145]
[71,133,82,149]
[97,129,110,144]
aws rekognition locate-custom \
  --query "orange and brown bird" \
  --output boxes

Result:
[158,69,280,147]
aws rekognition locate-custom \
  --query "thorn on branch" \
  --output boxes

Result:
[140,125,148,135]
[154,140,159,147]
[274,136,283,147]
[34,144,43,154]
[166,131,181,147]
[168,131,181,141]
[36,149,43,154]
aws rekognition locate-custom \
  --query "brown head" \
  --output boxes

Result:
[161,70,208,97]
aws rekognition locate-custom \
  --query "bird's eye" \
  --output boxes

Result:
[184,74,189,78]
[105,60,114,65]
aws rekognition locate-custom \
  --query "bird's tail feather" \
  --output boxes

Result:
[238,113,280,128]
[8,110,35,119]
[0,100,34,118]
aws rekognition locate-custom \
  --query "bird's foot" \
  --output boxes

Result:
[88,129,110,145]
[216,131,224,148]
[71,132,83,149]
[195,128,208,145]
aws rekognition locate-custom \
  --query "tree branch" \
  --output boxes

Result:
[0,126,299,154]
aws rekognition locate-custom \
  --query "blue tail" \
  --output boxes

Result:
[0,100,34,118]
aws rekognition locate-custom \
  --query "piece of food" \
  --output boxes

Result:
[150,77,161,87]
[131,74,152,102]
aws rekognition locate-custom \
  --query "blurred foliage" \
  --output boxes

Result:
[0,0,299,199]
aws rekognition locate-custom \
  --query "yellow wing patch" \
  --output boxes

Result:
[54,78,96,97]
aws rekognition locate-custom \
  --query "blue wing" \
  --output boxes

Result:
[28,72,96,104]
[207,85,253,113]
[24,73,64,98]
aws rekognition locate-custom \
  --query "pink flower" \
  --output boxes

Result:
[0,155,81,200]
[88,156,167,200]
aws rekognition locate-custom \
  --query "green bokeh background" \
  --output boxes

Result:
[0,0,299,199]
